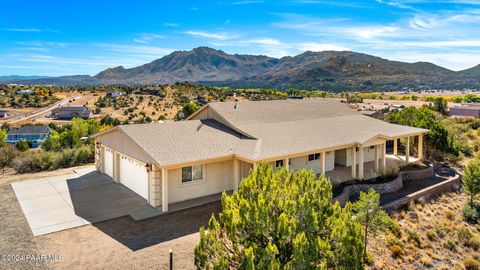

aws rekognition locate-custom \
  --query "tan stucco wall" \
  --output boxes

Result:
[289,152,335,174]
[167,159,234,204]
[95,129,155,165]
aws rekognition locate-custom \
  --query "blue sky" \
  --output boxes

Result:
[1,0,480,76]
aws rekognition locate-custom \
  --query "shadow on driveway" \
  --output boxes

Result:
[92,201,221,251]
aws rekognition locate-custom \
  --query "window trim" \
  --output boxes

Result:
[307,153,321,161]
[275,160,284,168]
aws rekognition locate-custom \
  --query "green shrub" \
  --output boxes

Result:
[15,140,30,152]
[462,202,480,224]
[406,230,421,246]
[11,156,35,173]
[386,233,403,247]
[389,245,403,258]
[443,240,456,251]
[32,152,57,171]
[467,235,480,251]
[464,257,480,270]
[426,230,436,241]
[444,210,455,220]
[458,228,473,246]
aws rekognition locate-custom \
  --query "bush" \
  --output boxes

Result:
[462,202,480,224]
[386,233,403,247]
[464,257,480,270]
[12,146,94,174]
[458,228,473,246]
[467,234,480,251]
[426,230,436,241]
[16,140,30,152]
[406,230,421,246]
[389,245,403,258]
[444,210,455,220]
[443,240,456,251]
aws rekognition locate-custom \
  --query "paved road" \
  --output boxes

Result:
[8,96,82,124]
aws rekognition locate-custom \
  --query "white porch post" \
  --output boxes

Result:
[358,146,365,180]
[374,145,379,173]
[284,158,289,171]
[406,136,410,163]
[233,159,239,191]
[418,134,424,161]
[321,152,326,175]
[393,138,398,156]
[382,142,387,169]
[351,147,357,179]
[161,168,168,212]
[253,162,258,171]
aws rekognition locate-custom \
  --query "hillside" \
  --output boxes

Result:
[7,47,480,91]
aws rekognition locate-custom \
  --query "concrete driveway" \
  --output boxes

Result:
[11,168,161,236]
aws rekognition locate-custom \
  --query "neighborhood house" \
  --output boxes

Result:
[51,106,93,120]
[6,125,51,148]
[93,99,428,213]
[449,104,480,118]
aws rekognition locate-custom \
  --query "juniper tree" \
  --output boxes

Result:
[463,159,480,206]
[194,163,364,269]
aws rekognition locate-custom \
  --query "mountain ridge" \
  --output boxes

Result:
[4,47,480,91]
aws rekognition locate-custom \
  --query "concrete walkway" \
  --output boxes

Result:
[11,169,161,236]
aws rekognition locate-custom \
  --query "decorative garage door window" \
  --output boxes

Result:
[121,155,144,167]
[182,165,203,183]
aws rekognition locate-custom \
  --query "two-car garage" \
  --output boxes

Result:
[101,146,149,201]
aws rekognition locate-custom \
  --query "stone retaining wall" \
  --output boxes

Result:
[333,165,435,206]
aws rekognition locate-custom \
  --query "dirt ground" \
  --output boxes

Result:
[0,168,220,270]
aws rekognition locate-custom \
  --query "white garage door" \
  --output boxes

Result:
[103,147,114,178]
[119,154,149,200]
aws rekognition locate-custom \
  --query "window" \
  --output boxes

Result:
[181,165,203,183]
[307,153,321,161]
[275,160,284,168]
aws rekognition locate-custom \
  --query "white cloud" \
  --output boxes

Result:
[133,33,165,44]
[185,30,239,40]
[297,42,350,51]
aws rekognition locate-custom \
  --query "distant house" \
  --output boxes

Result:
[0,110,8,118]
[6,125,51,148]
[107,90,126,98]
[16,89,34,95]
[51,106,92,120]
[450,104,480,118]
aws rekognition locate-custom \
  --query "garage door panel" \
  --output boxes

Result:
[103,148,114,178]
[119,155,148,200]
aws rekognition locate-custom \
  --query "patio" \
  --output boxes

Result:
[325,154,419,185]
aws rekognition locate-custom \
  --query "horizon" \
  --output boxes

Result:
[2,0,480,76]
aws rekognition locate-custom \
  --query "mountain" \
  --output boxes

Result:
[7,47,480,91]
[0,75,51,82]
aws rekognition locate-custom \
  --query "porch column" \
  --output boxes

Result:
[233,159,239,191]
[418,134,424,161]
[321,152,326,175]
[374,145,379,173]
[382,142,387,169]
[351,147,356,179]
[393,138,398,156]
[405,136,410,163]
[161,168,168,212]
[253,162,258,171]
[284,158,289,171]
[358,146,365,180]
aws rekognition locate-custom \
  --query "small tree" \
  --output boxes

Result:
[194,164,364,269]
[0,145,19,177]
[353,189,390,265]
[463,159,480,206]
[16,140,30,152]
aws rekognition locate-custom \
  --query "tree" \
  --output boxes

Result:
[0,145,19,177]
[16,140,30,152]
[194,164,364,269]
[0,129,6,146]
[353,189,390,265]
[429,97,448,115]
[176,101,199,120]
[41,130,61,151]
[463,159,480,206]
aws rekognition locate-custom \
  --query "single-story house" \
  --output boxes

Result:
[51,106,92,120]
[16,89,33,95]
[449,104,480,118]
[0,110,8,118]
[107,90,126,98]
[92,99,428,213]
[6,125,51,148]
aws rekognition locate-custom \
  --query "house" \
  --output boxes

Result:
[449,104,480,118]
[51,106,92,120]
[107,90,126,98]
[92,99,428,213]
[0,110,8,118]
[6,125,51,148]
[16,89,33,95]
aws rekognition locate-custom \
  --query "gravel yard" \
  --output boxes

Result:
[0,170,221,269]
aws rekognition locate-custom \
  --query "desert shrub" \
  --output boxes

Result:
[444,210,455,220]
[421,255,433,266]
[458,228,473,246]
[426,230,436,241]
[32,152,58,171]
[406,230,421,246]
[464,257,480,270]
[462,202,480,224]
[386,219,402,237]
[377,166,399,181]
[443,240,456,251]
[389,245,403,258]
[365,252,375,266]
[467,234,480,251]
[15,140,29,152]
[386,233,403,247]
[11,156,35,174]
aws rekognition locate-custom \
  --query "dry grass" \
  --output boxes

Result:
[368,192,480,269]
